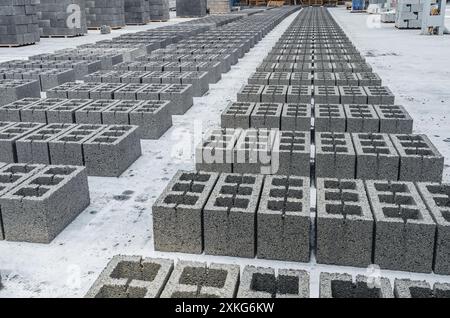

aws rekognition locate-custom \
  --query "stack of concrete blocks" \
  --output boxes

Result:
[238,266,310,298]
[124,0,150,25]
[85,0,126,29]
[257,176,311,262]
[86,255,174,298]
[0,165,90,243]
[381,11,396,23]
[395,0,437,29]
[153,170,219,254]
[0,80,41,106]
[319,273,394,298]
[38,0,88,37]
[149,0,170,22]
[208,0,231,14]
[203,173,264,258]
[176,0,207,17]
[161,261,240,298]
[394,279,450,298]
[0,0,40,46]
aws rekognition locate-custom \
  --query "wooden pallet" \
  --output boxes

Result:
[88,26,124,30]
[267,0,285,6]
[0,42,37,48]
[41,34,85,38]
[149,19,169,22]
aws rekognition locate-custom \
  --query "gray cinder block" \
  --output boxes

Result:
[0,80,41,106]
[203,173,264,258]
[237,84,264,103]
[0,98,42,122]
[0,165,90,243]
[287,85,313,104]
[315,132,356,179]
[339,86,368,104]
[352,133,400,180]
[335,73,359,86]
[46,82,83,99]
[0,122,45,163]
[47,99,93,124]
[251,103,283,129]
[290,72,313,85]
[364,86,395,105]
[280,103,311,131]
[129,100,172,139]
[394,279,450,298]
[314,72,336,86]
[85,255,174,298]
[221,102,255,130]
[344,104,380,133]
[152,170,219,254]
[75,100,120,124]
[83,125,141,177]
[390,134,444,182]
[161,261,239,298]
[257,175,310,262]
[357,72,382,86]
[102,100,142,125]
[374,105,413,134]
[20,98,67,123]
[319,273,394,298]
[261,86,288,103]
[314,104,346,132]
[316,178,374,267]
[248,72,270,85]
[273,131,311,177]
[159,84,193,115]
[366,180,436,273]
[314,86,340,104]
[238,266,309,298]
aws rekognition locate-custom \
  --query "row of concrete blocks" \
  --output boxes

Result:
[47,82,194,115]
[0,59,102,80]
[85,70,209,97]
[0,67,75,91]
[85,255,450,298]
[0,163,89,243]
[222,102,412,134]
[270,47,362,57]
[0,121,142,177]
[152,170,450,275]
[0,98,172,140]
[249,71,382,87]
[29,51,124,70]
[38,0,88,37]
[256,61,372,73]
[176,0,207,17]
[236,84,395,105]
[49,46,148,63]
[0,79,41,107]
[196,127,444,182]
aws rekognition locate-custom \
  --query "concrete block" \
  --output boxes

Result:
[261,86,287,104]
[268,72,291,86]
[46,99,93,124]
[286,85,313,104]
[314,86,340,104]
[237,84,264,103]
[280,103,311,132]
[129,100,172,139]
[0,122,45,163]
[20,98,67,123]
[315,104,346,132]
[344,104,380,133]
[357,72,382,86]
[75,100,120,124]
[46,82,82,99]
[394,279,450,298]
[160,84,193,115]
[374,105,413,134]
[364,86,395,105]
[290,72,313,85]
[102,100,142,125]
[248,72,270,85]
[273,131,311,177]
[314,72,336,86]
[339,86,368,104]
[319,273,393,298]
[221,102,255,129]
[250,103,283,129]
[0,98,41,122]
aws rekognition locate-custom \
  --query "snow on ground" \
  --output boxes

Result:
[1,7,450,298]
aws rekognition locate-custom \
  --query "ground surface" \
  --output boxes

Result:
[0,7,450,298]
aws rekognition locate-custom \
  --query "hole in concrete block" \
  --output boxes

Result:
[251,273,276,295]
[110,260,160,283]
[13,187,49,198]
[31,177,63,186]
[43,167,76,176]
[331,280,382,298]
[268,200,303,212]
[164,194,199,206]
[409,287,434,298]
[277,275,299,295]
[325,192,358,202]
[95,285,127,298]
[382,207,420,221]
[215,197,249,209]
[374,183,408,193]
[0,175,21,183]
[225,175,256,185]
[172,183,205,193]
[220,185,252,196]
[179,173,210,183]
[379,194,415,205]
[326,204,362,216]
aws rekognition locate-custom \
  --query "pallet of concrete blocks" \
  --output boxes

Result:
[82,125,142,177]
[395,0,432,29]
[0,80,41,107]
[38,0,88,37]
[316,178,374,267]
[207,0,230,14]
[0,122,44,163]
[0,165,90,243]
[238,266,309,298]
[161,261,240,298]
[196,128,242,173]
[319,273,394,298]
[124,0,150,25]
[394,279,450,298]
[366,180,436,273]
[257,175,311,262]
[86,255,174,298]
[203,173,264,258]
[152,170,219,254]
[85,0,126,29]
[0,0,40,47]
[149,0,170,22]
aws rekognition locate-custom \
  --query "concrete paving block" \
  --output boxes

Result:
[248,72,271,85]
[195,128,242,173]
[374,105,413,134]
[344,104,380,132]
[16,124,76,164]
[49,124,107,167]
[394,279,450,298]
[357,72,382,86]
[160,84,193,115]
[286,85,313,104]
[153,170,219,254]
[339,86,368,104]
[250,103,283,129]
[20,99,67,123]
[315,132,356,179]
[83,125,141,177]
[0,165,90,243]
[316,178,373,267]
[86,255,173,298]
[0,98,41,122]
[390,134,444,182]
[0,122,45,163]
[364,86,395,105]
[319,273,393,298]
[416,182,450,275]
[102,100,142,125]
[261,86,288,104]
[237,84,264,103]
[314,72,337,86]
[257,175,310,262]
[204,173,264,258]
[161,261,239,298]
[221,102,255,129]
[314,86,340,104]
[46,99,93,124]
[75,100,120,124]
[366,180,436,273]
[280,103,311,131]
[238,266,309,298]
[314,104,346,132]
[352,133,400,180]
[129,100,172,139]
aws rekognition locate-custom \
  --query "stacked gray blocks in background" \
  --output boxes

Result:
[149,0,170,22]
[176,0,207,17]
[38,0,88,37]
[85,0,126,29]
[0,0,40,46]
[124,0,149,25]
